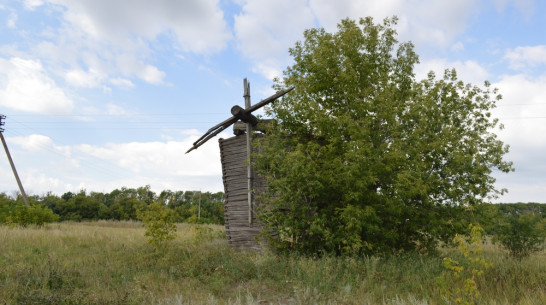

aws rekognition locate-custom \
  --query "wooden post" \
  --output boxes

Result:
[244,78,253,225]
[0,132,30,207]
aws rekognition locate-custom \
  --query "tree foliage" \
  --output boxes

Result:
[0,193,59,226]
[254,17,513,255]
[0,187,225,225]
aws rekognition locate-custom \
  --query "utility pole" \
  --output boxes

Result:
[0,115,30,207]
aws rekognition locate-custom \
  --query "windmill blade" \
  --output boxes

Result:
[186,86,294,154]
[244,86,294,113]
[185,120,233,154]
[191,116,238,147]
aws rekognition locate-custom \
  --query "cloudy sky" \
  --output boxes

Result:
[0,0,544,202]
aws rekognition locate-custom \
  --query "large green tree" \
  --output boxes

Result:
[254,17,513,255]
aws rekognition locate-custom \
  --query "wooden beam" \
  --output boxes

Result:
[244,78,253,226]
[185,86,294,154]
[231,105,258,126]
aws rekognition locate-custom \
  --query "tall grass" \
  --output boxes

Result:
[0,222,544,304]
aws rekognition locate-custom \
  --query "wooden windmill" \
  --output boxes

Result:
[186,79,293,249]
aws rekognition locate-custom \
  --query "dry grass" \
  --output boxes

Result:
[0,222,544,304]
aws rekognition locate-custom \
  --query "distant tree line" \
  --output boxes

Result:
[0,185,224,225]
[0,188,544,258]
[496,202,545,216]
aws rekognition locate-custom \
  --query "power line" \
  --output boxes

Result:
[4,116,218,133]
[2,120,133,182]
[3,112,226,118]
[5,129,130,181]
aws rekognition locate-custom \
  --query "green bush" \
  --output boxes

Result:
[493,212,545,260]
[437,224,492,305]
[4,203,59,227]
[137,202,177,252]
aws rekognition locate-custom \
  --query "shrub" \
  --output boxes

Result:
[493,212,545,260]
[137,202,177,252]
[437,224,492,305]
[3,203,59,227]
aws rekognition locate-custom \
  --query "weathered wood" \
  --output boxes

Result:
[226,193,250,201]
[221,139,247,146]
[219,134,267,249]
[186,87,293,153]
[231,105,258,126]
[244,86,294,114]
[220,161,246,171]
[243,78,254,226]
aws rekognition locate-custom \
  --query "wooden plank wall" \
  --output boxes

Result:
[219,135,264,250]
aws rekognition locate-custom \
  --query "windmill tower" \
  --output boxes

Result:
[186,79,293,249]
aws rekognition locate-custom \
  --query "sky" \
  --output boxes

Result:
[0,0,544,203]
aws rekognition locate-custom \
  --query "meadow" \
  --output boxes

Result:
[0,221,544,304]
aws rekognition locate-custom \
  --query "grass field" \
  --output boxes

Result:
[0,221,544,304]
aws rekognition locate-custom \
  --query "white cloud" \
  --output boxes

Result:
[7,0,231,90]
[234,0,479,79]
[398,0,477,48]
[35,37,168,86]
[77,136,222,176]
[64,68,104,88]
[109,78,134,89]
[8,134,53,151]
[22,0,44,10]
[2,132,227,195]
[309,0,403,31]
[504,45,546,70]
[7,134,71,157]
[0,57,74,114]
[139,65,165,85]
[22,170,62,195]
[491,73,546,202]
[114,55,167,85]
[493,74,546,146]
[71,133,227,192]
[7,11,17,29]
[310,0,477,48]
[0,163,17,192]
[48,0,231,54]
[234,0,315,79]
[253,61,283,81]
